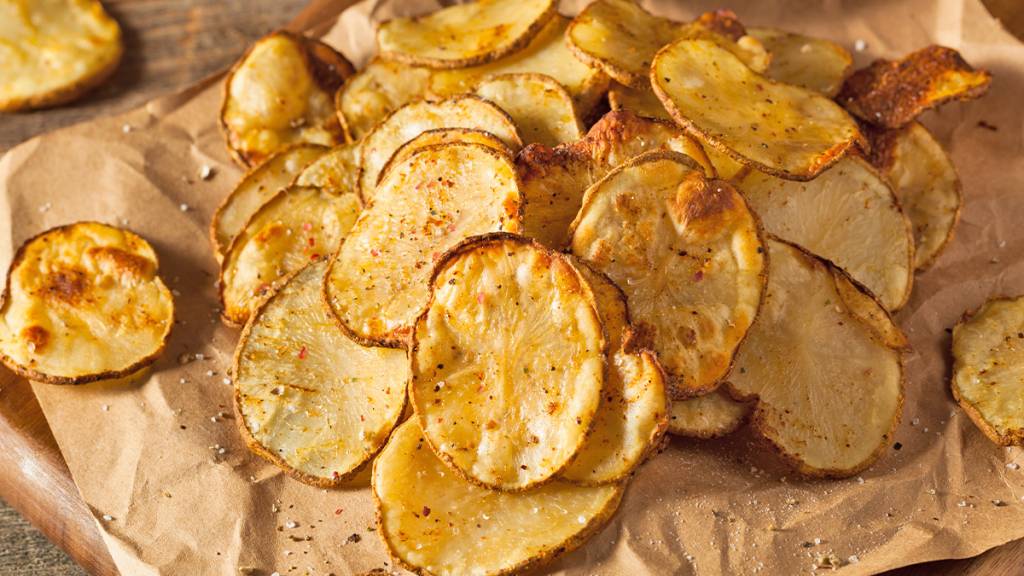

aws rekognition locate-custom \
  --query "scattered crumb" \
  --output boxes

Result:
[38,202,52,213]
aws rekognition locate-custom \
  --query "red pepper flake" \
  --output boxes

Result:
[334,508,343,515]
[307,237,316,247]
[302,222,313,231]
[422,506,431,517]
[432,251,441,261]
[370,248,380,257]
[359,414,365,422]
[694,270,704,282]
[332,471,341,480]
[309,253,320,261]
[476,292,485,304]
[297,346,308,360]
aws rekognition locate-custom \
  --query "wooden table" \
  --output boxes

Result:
[1,1,1023,574]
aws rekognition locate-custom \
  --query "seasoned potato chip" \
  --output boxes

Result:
[221,185,361,325]
[727,239,904,477]
[561,263,668,485]
[838,45,992,129]
[374,421,623,575]
[0,223,173,384]
[952,296,1024,446]
[652,38,862,181]
[517,110,711,249]
[221,31,353,166]
[234,261,407,486]
[293,143,359,195]
[0,0,123,111]
[737,156,914,311]
[869,122,961,270]
[748,28,852,97]
[608,83,671,121]
[570,151,766,398]
[377,0,556,69]
[475,73,584,147]
[410,234,604,490]
[377,128,512,187]
[357,96,521,201]
[668,390,750,438]
[210,144,327,260]
[335,58,433,142]
[327,143,522,347]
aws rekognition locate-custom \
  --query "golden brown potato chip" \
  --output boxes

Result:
[334,58,433,142]
[475,73,584,147]
[234,261,407,486]
[376,0,556,69]
[748,27,852,97]
[570,151,766,398]
[0,0,123,111]
[0,223,173,384]
[726,238,904,477]
[608,83,671,121]
[410,234,604,490]
[952,296,1024,446]
[652,38,862,181]
[293,143,359,195]
[837,45,992,129]
[377,128,512,187]
[221,31,353,167]
[668,390,750,438]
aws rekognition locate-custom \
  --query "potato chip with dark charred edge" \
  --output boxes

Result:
[668,389,750,439]
[748,27,852,97]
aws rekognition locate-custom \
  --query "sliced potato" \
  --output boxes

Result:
[377,0,556,69]
[0,223,173,384]
[221,185,362,325]
[952,296,1024,446]
[748,27,852,97]
[736,156,914,311]
[374,421,623,576]
[668,390,750,438]
[726,239,904,477]
[570,151,766,398]
[357,96,522,201]
[335,58,433,142]
[221,31,353,167]
[561,263,668,485]
[869,122,961,270]
[326,143,522,347]
[377,128,512,187]
[652,38,862,181]
[234,261,407,486]
[475,73,584,147]
[701,143,747,181]
[0,0,123,111]
[838,45,992,129]
[608,83,671,121]
[410,234,604,490]
[293,143,359,195]
[210,144,327,260]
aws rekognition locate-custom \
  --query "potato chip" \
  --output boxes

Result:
[377,0,556,69]
[293,143,359,195]
[570,151,766,398]
[221,185,362,325]
[234,261,407,486]
[736,156,914,311]
[0,223,173,384]
[668,390,750,438]
[334,58,433,142]
[357,96,521,201]
[869,122,961,270]
[326,143,522,347]
[952,296,1024,446]
[726,238,904,477]
[838,45,992,129]
[652,38,863,181]
[748,27,852,97]
[0,0,123,111]
[221,31,353,166]
[374,421,623,575]
[410,234,604,490]
[608,83,671,122]
[475,73,584,147]
[377,128,512,188]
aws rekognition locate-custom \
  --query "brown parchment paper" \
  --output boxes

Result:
[2,0,1024,574]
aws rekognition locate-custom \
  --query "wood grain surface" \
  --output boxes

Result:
[0,1,1023,575]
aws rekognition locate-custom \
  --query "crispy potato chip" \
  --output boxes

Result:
[293,143,359,195]
[374,421,623,575]
[869,122,962,270]
[377,0,556,69]
[335,58,433,142]
[608,83,671,121]
[221,185,362,325]
[327,143,522,347]
[234,261,407,486]
[652,38,863,181]
[377,128,512,187]
[570,151,766,398]
[221,31,353,166]
[838,45,992,129]
[952,296,1024,446]
[410,234,604,490]
[668,390,750,438]
[0,223,173,384]
[357,96,522,201]
[475,73,584,147]
[210,144,327,261]
[517,110,711,249]
[736,156,914,311]
[726,238,904,477]
[748,27,852,97]
[0,0,123,111]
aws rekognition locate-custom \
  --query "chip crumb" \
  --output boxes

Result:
[856,476,864,484]
[346,533,361,544]
[813,552,844,569]
[847,555,859,564]
[926,488,936,495]
[957,500,968,507]
[992,499,1007,507]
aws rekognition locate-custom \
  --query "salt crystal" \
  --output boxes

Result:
[121,124,133,133]
[199,165,215,180]
[102,405,110,412]
[180,203,190,212]
[1006,462,1020,470]
[854,39,867,52]
[285,520,298,529]
[848,555,860,564]
[102,514,113,521]
[927,488,937,495]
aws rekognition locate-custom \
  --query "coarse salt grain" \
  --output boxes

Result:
[854,39,867,52]
[1007,463,1020,470]
[102,405,109,412]
[199,165,215,180]
[180,203,190,212]
[285,520,298,529]
[122,124,132,133]
[102,514,113,521]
